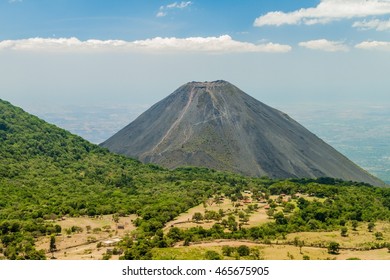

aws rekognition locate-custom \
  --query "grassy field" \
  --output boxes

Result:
[34,193,390,260]
[35,214,137,260]
[158,194,390,260]
[153,241,390,260]
[164,194,274,232]
[286,221,390,250]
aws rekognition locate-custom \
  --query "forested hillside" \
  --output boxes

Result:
[1,99,390,260]
[0,99,237,258]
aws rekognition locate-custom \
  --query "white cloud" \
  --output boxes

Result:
[353,18,390,31]
[254,0,390,27]
[355,40,390,51]
[0,36,292,53]
[156,11,167,18]
[299,39,349,52]
[157,1,192,17]
[167,1,192,9]
[8,0,22,3]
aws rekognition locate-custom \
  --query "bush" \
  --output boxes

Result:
[327,242,340,255]
[237,245,250,256]
[375,232,383,240]
[222,245,234,257]
[340,227,348,237]
[205,250,222,260]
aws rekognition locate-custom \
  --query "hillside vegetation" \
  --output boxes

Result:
[0,99,390,260]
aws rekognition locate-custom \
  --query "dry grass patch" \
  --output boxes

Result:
[154,241,390,260]
[164,194,272,232]
[286,222,390,250]
[36,214,137,260]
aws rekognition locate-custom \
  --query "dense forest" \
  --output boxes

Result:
[1,99,390,260]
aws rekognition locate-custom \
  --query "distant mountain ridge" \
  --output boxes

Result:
[101,80,385,186]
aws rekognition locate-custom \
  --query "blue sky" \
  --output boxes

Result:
[1,1,316,40]
[1,0,390,109]
[2,0,390,43]
[1,1,389,180]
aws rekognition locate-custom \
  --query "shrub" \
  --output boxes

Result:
[222,245,234,257]
[328,242,340,255]
[205,250,222,260]
[237,245,250,256]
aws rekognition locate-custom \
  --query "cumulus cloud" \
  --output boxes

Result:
[254,0,390,27]
[353,18,390,31]
[157,1,192,17]
[0,36,292,53]
[299,39,349,52]
[355,40,390,51]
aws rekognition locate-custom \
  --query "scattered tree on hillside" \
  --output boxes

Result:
[375,232,383,240]
[340,227,348,237]
[205,250,222,260]
[327,242,340,255]
[49,235,56,258]
[237,245,250,256]
[222,245,234,257]
[192,212,204,223]
[352,220,359,231]
[293,237,305,254]
[368,222,375,232]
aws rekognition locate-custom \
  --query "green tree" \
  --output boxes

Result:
[237,245,250,256]
[274,212,287,225]
[368,222,375,232]
[293,237,305,254]
[283,202,295,213]
[327,242,340,255]
[167,227,183,242]
[227,215,238,232]
[238,211,246,221]
[374,232,383,240]
[352,220,358,231]
[266,208,275,218]
[112,214,120,223]
[340,227,348,237]
[205,250,222,260]
[222,245,234,257]
[192,212,204,223]
[250,248,263,260]
[49,235,56,258]
[54,224,62,234]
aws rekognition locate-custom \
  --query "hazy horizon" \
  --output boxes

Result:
[1,0,389,182]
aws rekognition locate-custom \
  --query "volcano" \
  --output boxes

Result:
[101,80,384,186]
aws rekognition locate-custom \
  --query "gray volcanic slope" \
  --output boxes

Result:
[101,80,384,186]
